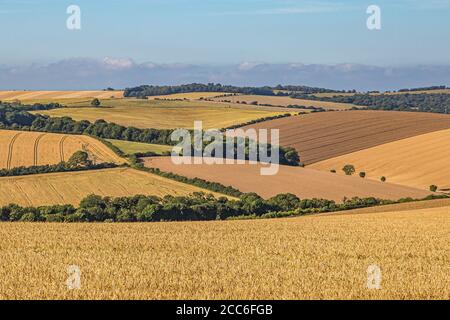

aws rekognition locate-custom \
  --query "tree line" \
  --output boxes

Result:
[0,191,444,223]
[289,93,450,113]
[123,83,340,98]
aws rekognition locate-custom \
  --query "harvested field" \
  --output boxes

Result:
[144,157,431,202]
[106,139,173,155]
[0,130,124,169]
[33,98,286,129]
[212,94,356,110]
[237,110,450,164]
[0,90,123,101]
[0,167,224,207]
[0,207,448,299]
[309,128,450,190]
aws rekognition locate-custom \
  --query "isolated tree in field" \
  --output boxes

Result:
[91,98,101,107]
[380,176,386,182]
[342,164,355,176]
[68,151,92,168]
[359,172,366,178]
[429,185,438,192]
[330,169,336,173]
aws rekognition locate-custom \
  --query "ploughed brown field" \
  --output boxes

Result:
[144,157,431,202]
[237,110,450,164]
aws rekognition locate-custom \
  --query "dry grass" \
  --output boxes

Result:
[0,130,125,169]
[239,110,450,164]
[0,90,123,101]
[0,167,224,206]
[32,98,286,129]
[144,157,431,202]
[309,128,450,190]
[212,94,356,110]
[0,207,448,299]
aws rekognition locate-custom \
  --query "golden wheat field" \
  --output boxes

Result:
[33,98,286,129]
[0,207,448,299]
[0,130,124,169]
[309,128,450,190]
[0,167,224,207]
[0,90,124,101]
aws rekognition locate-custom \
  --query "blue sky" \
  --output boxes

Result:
[1,0,449,66]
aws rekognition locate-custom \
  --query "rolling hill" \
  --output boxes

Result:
[236,110,450,164]
[0,167,226,207]
[144,157,432,202]
[309,128,450,190]
[0,130,124,169]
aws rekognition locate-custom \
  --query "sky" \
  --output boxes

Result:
[0,0,449,90]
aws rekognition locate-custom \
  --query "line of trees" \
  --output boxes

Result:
[1,191,445,223]
[0,151,118,177]
[289,93,450,113]
[123,83,340,98]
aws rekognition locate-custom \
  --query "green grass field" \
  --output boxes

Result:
[32,98,288,130]
[106,139,173,155]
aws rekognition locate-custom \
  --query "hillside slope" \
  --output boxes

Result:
[309,128,450,190]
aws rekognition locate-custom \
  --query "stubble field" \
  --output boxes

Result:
[0,207,447,299]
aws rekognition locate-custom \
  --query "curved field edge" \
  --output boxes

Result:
[0,207,447,299]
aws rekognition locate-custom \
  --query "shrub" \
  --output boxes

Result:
[330,169,336,173]
[429,185,438,192]
[380,176,386,182]
[359,172,366,178]
[91,98,101,107]
[342,164,355,176]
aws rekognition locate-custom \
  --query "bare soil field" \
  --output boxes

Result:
[0,90,124,101]
[144,157,431,202]
[0,167,224,207]
[212,94,357,110]
[310,128,450,190]
[0,207,447,299]
[0,130,124,169]
[238,110,450,164]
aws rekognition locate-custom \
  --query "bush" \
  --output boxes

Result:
[330,169,336,173]
[359,172,366,178]
[380,176,386,182]
[342,164,355,176]
[91,98,101,107]
[429,185,438,192]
